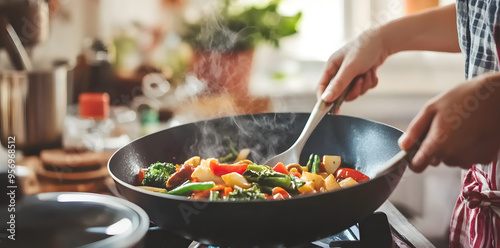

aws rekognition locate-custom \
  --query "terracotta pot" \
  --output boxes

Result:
[405,0,439,15]
[192,49,254,95]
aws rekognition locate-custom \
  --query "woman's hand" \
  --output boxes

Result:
[399,73,500,172]
[317,5,459,103]
[317,29,389,102]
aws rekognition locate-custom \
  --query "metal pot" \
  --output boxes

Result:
[0,65,68,154]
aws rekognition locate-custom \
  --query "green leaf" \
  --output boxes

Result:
[180,1,302,51]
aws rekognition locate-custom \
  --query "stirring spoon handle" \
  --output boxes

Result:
[290,81,356,156]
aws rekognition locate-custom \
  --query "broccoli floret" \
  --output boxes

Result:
[141,162,177,188]
[225,184,266,201]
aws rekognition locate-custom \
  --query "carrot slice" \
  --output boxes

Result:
[224,187,233,197]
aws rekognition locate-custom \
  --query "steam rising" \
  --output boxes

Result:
[187,113,299,164]
[171,1,300,163]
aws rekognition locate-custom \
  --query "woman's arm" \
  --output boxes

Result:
[318,4,460,102]
[382,4,460,55]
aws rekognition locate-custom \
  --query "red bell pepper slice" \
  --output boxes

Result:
[138,168,148,183]
[209,160,248,176]
[272,162,288,174]
[335,168,370,182]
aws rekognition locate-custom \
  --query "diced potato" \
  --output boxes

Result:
[322,155,341,174]
[301,172,325,191]
[221,172,251,189]
[298,182,316,194]
[324,174,341,191]
[318,172,330,179]
[319,186,326,193]
[199,158,217,168]
[184,156,201,167]
[192,164,224,184]
[338,177,358,188]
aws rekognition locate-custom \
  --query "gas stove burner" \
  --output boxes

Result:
[143,212,394,248]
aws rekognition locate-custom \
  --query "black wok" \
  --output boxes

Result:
[108,113,409,247]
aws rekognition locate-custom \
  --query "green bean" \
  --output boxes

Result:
[167,181,215,195]
[306,154,314,172]
[311,154,320,174]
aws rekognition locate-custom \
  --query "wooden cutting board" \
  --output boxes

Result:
[17,149,115,195]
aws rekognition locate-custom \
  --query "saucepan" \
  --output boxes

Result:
[108,113,410,247]
[0,64,71,155]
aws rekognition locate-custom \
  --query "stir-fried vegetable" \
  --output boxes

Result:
[191,161,225,184]
[137,152,370,201]
[221,172,251,189]
[210,160,248,176]
[306,154,314,172]
[141,162,177,188]
[219,136,250,163]
[226,185,266,201]
[243,164,305,193]
[322,155,341,174]
[209,190,220,201]
[272,162,288,174]
[311,154,320,174]
[335,168,370,182]
[167,181,216,195]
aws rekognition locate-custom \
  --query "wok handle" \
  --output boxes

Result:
[403,133,426,167]
[375,134,425,177]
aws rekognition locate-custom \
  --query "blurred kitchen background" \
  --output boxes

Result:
[0,0,462,246]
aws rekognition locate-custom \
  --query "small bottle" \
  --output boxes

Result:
[79,93,113,151]
[63,93,113,152]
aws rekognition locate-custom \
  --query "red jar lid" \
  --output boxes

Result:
[79,93,110,120]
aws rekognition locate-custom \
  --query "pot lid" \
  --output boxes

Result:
[0,192,149,248]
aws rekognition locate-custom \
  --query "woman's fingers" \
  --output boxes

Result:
[345,76,364,101]
[317,28,387,103]
[317,56,342,99]
[359,68,378,96]
[429,157,441,166]
[321,58,363,102]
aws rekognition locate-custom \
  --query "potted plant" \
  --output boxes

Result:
[181,0,302,95]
